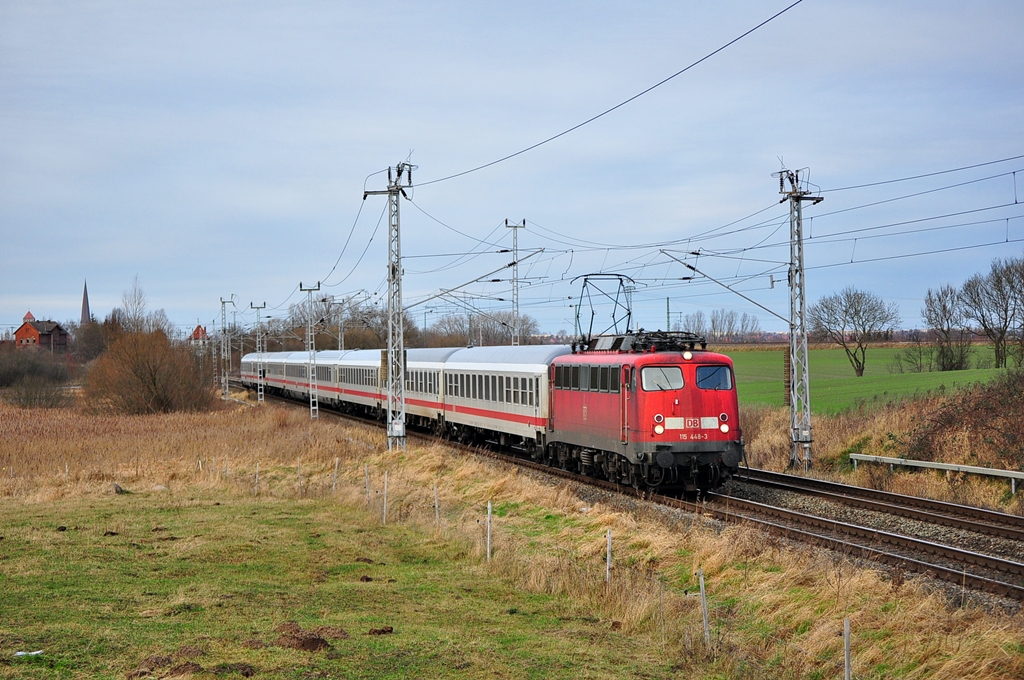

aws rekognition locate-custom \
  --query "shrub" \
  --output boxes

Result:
[904,369,1024,466]
[84,330,215,414]
[0,348,70,387]
[3,377,75,408]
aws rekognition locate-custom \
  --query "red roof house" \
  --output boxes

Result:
[15,311,69,352]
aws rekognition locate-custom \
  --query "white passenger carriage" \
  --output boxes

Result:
[404,348,460,431]
[332,349,384,412]
[242,345,573,449]
[440,345,571,449]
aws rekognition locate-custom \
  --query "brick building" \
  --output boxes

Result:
[14,311,69,352]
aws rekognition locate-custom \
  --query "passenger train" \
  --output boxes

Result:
[240,331,744,492]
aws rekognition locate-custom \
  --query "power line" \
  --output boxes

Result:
[711,201,1023,256]
[805,237,1024,271]
[813,168,1022,220]
[323,202,389,288]
[822,153,1024,192]
[413,0,805,187]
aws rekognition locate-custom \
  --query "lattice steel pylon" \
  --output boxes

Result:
[364,162,415,450]
[773,168,823,470]
[300,282,320,420]
[251,302,266,404]
[505,219,525,345]
[219,296,235,398]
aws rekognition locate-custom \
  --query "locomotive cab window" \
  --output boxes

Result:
[640,366,684,391]
[696,365,732,390]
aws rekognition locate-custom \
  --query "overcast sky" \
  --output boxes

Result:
[3,0,1022,337]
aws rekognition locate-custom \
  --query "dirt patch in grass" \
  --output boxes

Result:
[313,626,349,640]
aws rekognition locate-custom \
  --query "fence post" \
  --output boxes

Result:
[254,462,259,496]
[332,457,339,493]
[434,484,440,527]
[486,501,492,562]
[699,569,710,649]
[844,618,851,680]
[606,529,612,583]
[365,464,370,509]
[383,471,388,525]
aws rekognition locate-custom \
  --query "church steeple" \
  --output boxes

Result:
[81,280,91,326]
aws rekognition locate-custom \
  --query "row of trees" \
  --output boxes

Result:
[265,295,541,352]
[676,309,762,343]
[81,280,215,414]
[808,256,1024,377]
[925,256,1024,370]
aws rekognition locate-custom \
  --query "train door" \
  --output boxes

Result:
[620,365,630,443]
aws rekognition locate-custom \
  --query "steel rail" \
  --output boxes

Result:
[742,468,1024,532]
[737,472,1024,542]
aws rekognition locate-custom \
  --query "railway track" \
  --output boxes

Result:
[233,384,1024,601]
[738,468,1024,541]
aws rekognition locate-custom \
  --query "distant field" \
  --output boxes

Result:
[725,345,1004,414]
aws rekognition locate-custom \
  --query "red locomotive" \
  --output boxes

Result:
[544,331,744,492]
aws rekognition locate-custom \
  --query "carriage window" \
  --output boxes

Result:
[513,377,520,404]
[579,365,589,391]
[570,366,580,390]
[491,375,497,401]
[504,376,510,402]
[599,366,610,392]
[641,366,684,391]
[535,378,539,406]
[696,365,732,390]
[590,366,601,392]
[484,375,490,401]
[528,378,534,406]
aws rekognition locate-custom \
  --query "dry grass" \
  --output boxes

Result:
[742,397,1024,515]
[2,398,1024,677]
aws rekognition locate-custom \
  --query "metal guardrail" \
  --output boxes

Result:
[850,454,1023,494]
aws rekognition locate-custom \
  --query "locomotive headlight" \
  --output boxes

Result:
[654,424,665,435]
[683,351,693,360]
[653,413,664,423]
[719,424,730,433]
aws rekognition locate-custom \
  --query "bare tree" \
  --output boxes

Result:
[961,259,1017,368]
[681,310,707,337]
[809,287,901,377]
[709,309,739,342]
[425,311,540,346]
[1005,257,1024,366]
[922,284,972,371]
[739,312,761,342]
[120,275,148,333]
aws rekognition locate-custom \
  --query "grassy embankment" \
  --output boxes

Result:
[2,402,1023,678]
[722,344,1023,513]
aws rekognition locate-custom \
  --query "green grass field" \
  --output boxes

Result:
[0,493,672,679]
[726,346,1004,414]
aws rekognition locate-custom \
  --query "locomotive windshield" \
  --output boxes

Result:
[640,366,684,391]
[696,365,732,390]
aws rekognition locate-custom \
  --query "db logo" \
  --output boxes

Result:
[685,418,700,429]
